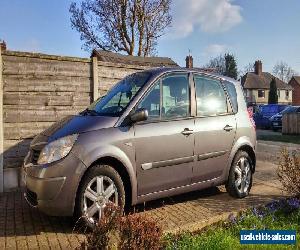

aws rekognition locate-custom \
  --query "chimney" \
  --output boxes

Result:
[254,60,262,75]
[0,40,6,51]
[186,55,193,68]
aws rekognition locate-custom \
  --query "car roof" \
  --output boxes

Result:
[261,104,288,107]
[144,67,240,85]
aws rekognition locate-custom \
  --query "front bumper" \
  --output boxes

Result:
[24,175,66,205]
[23,151,87,216]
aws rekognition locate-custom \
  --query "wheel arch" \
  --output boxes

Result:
[74,154,137,215]
[237,145,256,172]
[226,137,256,181]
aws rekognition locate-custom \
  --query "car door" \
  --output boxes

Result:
[192,74,237,183]
[133,72,195,196]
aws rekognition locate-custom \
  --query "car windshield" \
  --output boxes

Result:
[85,72,152,116]
[280,106,297,114]
[260,105,285,113]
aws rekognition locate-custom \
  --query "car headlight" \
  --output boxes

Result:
[37,134,78,165]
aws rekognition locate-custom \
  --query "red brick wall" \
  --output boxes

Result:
[290,78,300,105]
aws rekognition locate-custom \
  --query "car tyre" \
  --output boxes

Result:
[226,151,253,198]
[75,164,125,228]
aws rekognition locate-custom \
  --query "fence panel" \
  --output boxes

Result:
[282,113,300,135]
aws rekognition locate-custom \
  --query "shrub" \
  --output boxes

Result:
[278,148,300,196]
[119,213,163,250]
[79,204,121,249]
[78,205,163,249]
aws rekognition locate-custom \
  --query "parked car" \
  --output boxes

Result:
[270,106,300,131]
[23,68,256,227]
[253,104,288,129]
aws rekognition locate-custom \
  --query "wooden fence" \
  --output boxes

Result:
[0,49,152,191]
[282,113,300,135]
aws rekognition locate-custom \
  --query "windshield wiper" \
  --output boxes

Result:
[80,108,101,116]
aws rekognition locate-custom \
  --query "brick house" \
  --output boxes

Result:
[241,60,293,105]
[288,76,300,105]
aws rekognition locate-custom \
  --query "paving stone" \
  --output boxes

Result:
[0,160,288,249]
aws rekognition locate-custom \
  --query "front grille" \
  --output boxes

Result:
[25,188,38,207]
[31,149,41,164]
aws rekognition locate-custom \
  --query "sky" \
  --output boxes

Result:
[0,0,300,74]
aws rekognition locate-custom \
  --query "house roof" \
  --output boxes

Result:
[291,76,300,85]
[242,72,293,90]
[91,49,178,67]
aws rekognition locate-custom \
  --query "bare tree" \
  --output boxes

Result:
[205,55,226,75]
[69,0,172,56]
[205,53,238,79]
[272,61,297,83]
[242,63,254,74]
[238,63,254,79]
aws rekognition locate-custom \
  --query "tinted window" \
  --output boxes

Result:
[138,81,160,119]
[161,74,190,119]
[88,72,151,116]
[195,76,228,116]
[224,81,238,113]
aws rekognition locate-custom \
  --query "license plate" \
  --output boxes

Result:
[273,122,279,126]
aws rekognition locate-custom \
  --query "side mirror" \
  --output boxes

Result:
[130,108,148,123]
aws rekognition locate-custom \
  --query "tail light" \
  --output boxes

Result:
[247,107,256,129]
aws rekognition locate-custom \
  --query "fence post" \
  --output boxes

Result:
[0,45,4,192]
[92,56,99,102]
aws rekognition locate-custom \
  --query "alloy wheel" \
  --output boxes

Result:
[82,176,118,224]
[234,156,251,194]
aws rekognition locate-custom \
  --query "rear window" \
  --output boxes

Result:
[224,81,238,113]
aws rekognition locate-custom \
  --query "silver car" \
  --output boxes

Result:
[23,68,256,226]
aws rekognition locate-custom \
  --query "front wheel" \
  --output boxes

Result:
[75,164,125,227]
[226,151,253,198]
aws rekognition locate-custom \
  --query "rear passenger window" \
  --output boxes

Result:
[224,81,238,113]
[194,76,228,116]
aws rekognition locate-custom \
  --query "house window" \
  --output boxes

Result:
[285,90,289,100]
[277,90,280,98]
[258,89,265,98]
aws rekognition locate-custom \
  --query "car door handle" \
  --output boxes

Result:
[223,125,234,132]
[181,128,193,136]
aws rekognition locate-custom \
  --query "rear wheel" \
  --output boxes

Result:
[76,164,125,227]
[226,151,253,198]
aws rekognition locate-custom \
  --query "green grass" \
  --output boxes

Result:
[164,201,300,250]
[257,134,300,145]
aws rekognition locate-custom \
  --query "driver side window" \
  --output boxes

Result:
[162,73,190,119]
[138,73,190,121]
[138,81,160,120]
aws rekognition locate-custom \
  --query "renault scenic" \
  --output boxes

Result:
[23,68,256,226]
